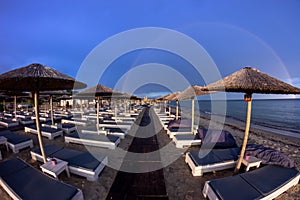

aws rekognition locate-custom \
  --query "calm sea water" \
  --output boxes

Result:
[172,99,300,135]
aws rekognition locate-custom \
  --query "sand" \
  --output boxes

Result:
[0,108,299,199]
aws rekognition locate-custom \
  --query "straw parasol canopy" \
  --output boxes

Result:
[164,91,180,101]
[205,67,300,94]
[40,90,71,125]
[204,67,300,173]
[177,85,212,133]
[0,63,86,163]
[0,64,86,91]
[75,84,120,133]
[177,85,210,100]
[75,84,115,98]
[164,91,181,120]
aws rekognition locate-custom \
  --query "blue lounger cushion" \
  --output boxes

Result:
[62,124,76,129]
[169,127,192,132]
[0,158,79,200]
[0,130,31,144]
[189,147,240,166]
[173,134,200,140]
[0,158,28,177]
[240,165,299,196]
[51,148,102,171]
[207,165,300,200]
[32,144,102,172]
[27,124,61,133]
[31,144,64,157]
[209,174,263,200]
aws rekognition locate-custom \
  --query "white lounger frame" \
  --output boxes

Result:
[185,152,237,176]
[43,124,76,134]
[7,140,33,153]
[64,135,121,149]
[30,151,108,181]
[0,174,84,200]
[202,173,300,200]
[0,120,19,128]
[24,126,63,140]
[173,135,201,148]
[18,119,34,125]
[167,129,196,139]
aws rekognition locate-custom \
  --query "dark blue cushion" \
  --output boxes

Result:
[209,175,263,200]
[32,144,63,157]
[51,148,101,171]
[0,158,78,200]
[241,165,299,196]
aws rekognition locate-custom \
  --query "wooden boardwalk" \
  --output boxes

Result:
[106,106,168,199]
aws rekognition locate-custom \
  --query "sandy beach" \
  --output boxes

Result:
[0,107,299,200]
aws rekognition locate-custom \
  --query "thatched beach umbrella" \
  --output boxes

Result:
[177,85,211,133]
[165,92,181,120]
[204,67,300,173]
[75,84,116,133]
[40,90,70,125]
[1,91,28,118]
[156,93,170,113]
[0,63,86,163]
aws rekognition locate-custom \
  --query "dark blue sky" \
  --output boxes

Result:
[1,0,300,98]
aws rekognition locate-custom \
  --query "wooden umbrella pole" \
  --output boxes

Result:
[191,97,195,134]
[35,92,47,164]
[96,96,100,134]
[164,100,167,113]
[234,93,252,173]
[80,99,83,118]
[14,95,17,118]
[3,99,5,112]
[176,100,179,120]
[114,100,118,120]
[168,102,171,116]
[50,95,54,125]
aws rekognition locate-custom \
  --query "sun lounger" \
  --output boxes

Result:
[99,121,132,130]
[61,123,77,134]
[82,127,127,139]
[0,158,84,200]
[185,147,240,176]
[203,165,300,200]
[165,119,194,138]
[19,118,35,125]
[173,134,202,148]
[64,132,120,149]
[31,115,51,122]
[167,127,195,139]
[0,118,19,128]
[24,124,63,140]
[43,123,77,134]
[0,130,33,153]
[31,144,108,181]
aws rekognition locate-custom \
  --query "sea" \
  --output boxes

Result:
[170,99,300,138]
